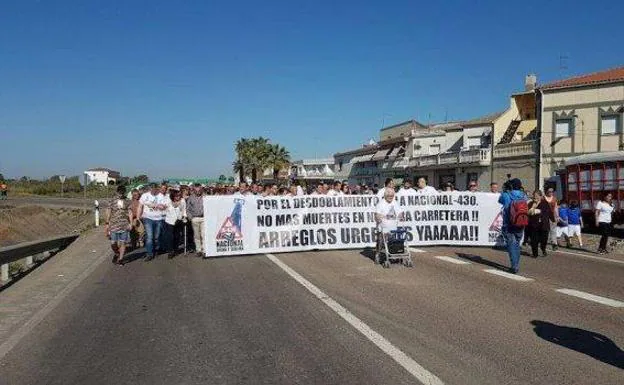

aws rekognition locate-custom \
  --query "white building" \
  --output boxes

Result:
[84,168,121,186]
[290,158,336,183]
[334,114,500,190]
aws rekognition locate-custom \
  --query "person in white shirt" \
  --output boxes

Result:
[416,177,437,194]
[376,178,395,199]
[397,179,416,197]
[294,182,305,196]
[139,183,168,260]
[310,184,325,195]
[375,188,404,234]
[327,181,344,196]
[234,182,252,197]
[595,193,614,254]
[164,190,187,258]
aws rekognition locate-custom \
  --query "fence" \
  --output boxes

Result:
[0,234,79,283]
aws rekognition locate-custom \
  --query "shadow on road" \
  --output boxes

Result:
[456,252,509,271]
[360,247,375,262]
[531,320,624,370]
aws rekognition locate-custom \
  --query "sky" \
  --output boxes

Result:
[1,0,623,180]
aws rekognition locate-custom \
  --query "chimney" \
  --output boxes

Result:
[525,74,537,91]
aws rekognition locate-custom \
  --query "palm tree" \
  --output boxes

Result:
[248,137,271,183]
[234,138,251,182]
[233,136,290,183]
[268,144,291,180]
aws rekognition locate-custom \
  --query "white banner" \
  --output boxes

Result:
[203,193,504,256]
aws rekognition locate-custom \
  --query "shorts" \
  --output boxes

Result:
[556,226,568,238]
[110,231,129,243]
[567,225,582,237]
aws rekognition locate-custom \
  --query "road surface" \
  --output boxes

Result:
[0,237,622,384]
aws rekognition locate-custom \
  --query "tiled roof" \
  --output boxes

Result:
[380,119,428,131]
[540,66,624,90]
[461,111,506,126]
[87,167,118,173]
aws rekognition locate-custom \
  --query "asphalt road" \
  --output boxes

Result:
[0,245,623,384]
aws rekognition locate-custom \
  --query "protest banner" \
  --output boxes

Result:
[203,193,504,256]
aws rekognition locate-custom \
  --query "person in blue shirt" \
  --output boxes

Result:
[556,200,570,247]
[567,201,583,248]
[498,178,528,274]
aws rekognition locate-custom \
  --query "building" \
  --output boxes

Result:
[290,158,336,185]
[538,66,624,187]
[335,115,501,190]
[492,75,540,192]
[84,168,120,186]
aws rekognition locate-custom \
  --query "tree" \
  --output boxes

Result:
[219,174,226,182]
[233,136,289,183]
[267,144,291,180]
[132,174,149,184]
[227,176,235,183]
[248,137,271,183]
[0,173,4,182]
[234,138,251,182]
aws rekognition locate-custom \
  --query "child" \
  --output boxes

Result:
[567,201,584,248]
[556,200,569,247]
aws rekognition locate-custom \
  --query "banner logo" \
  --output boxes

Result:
[215,198,245,252]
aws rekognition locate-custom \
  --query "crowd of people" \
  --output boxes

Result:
[104,176,614,272]
[498,178,614,274]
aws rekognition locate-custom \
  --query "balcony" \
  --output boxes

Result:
[494,140,537,159]
[414,148,491,168]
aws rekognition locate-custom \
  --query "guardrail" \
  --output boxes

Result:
[0,234,79,282]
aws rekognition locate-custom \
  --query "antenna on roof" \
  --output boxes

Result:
[559,54,569,77]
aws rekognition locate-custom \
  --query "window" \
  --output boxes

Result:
[555,119,572,138]
[601,115,619,135]
[466,136,481,149]
[429,144,441,154]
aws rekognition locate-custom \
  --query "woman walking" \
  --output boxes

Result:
[595,193,614,254]
[164,190,187,258]
[527,190,555,258]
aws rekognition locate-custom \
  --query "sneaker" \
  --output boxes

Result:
[144,254,154,261]
[542,250,548,257]
[509,267,518,274]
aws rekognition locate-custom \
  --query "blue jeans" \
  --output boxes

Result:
[143,218,163,257]
[505,229,523,272]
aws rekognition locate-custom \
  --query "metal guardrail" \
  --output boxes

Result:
[0,234,79,282]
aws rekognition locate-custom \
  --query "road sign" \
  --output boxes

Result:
[59,175,66,183]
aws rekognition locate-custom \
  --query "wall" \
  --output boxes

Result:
[380,121,416,141]
[540,82,624,181]
[492,156,537,193]
[411,134,446,156]
[463,125,490,148]
[493,107,516,144]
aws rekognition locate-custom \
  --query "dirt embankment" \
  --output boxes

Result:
[0,204,93,247]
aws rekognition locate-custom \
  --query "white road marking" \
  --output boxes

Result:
[555,289,624,308]
[0,251,109,360]
[266,253,444,385]
[435,256,471,265]
[554,249,624,265]
[409,248,426,253]
[483,269,534,282]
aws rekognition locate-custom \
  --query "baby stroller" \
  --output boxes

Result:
[374,228,413,268]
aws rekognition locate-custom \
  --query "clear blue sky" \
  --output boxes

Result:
[1,0,623,180]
